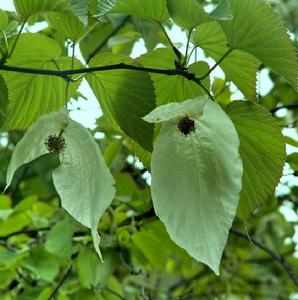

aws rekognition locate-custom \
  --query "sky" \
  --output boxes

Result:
[0,1,297,254]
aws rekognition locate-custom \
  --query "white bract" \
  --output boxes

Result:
[6,109,115,260]
[144,97,243,274]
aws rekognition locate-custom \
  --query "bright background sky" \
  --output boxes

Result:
[0,1,297,254]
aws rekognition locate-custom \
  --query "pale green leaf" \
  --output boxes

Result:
[143,98,206,123]
[98,0,169,22]
[45,219,76,259]
[225,101,286,218]
[193,21,258,100]
[6,110,116,259]
[86,53,155,151]
[145,97,243,274]
[137,48,210,106]
[219,0,298,90]
[1,33,82,129]
[13,0,68,18]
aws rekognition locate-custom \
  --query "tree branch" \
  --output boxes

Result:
[48,265,72,300]
[230,228,298,289]
[270,104,298,113]
[198,48,233,80]
[86,16,131,64]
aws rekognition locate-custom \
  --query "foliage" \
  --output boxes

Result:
[0,0,297,299]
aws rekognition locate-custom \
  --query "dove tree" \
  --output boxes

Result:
[0,0,297,299]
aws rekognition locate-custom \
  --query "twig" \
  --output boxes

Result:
[183,28,194,66]
[97,285,126,300]
[230,228,298,289]
[47,265,72,300]
[0,227,49,240]
[198,48,233,80]
[7,19,27,59]
[158,22,182,62]
[86,16,130,64]
[270,104,298,113]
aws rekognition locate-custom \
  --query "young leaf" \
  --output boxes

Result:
[1,34,82,130]
[144,97,243,274]
[219,0,298,90]
[86,53,155,152]
[193,21,258,100]
[138,48,210,106]
[98,0,169,22]
[225,101,286,218]
[6,110,115,259]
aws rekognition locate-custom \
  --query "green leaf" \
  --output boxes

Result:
[210,0,232,21]
[0,10,8,29]
[23,246,59,282]
[6,110,116,259]
[87,53,155,151]
[138,48,210,106]
[45,219,76,259]
[0,76,8,126]
[132,221,191,270]
[77,247,118,288]
[69,0,88,25]
[167,0,211,29]
[219,0,298,90]
[193,21,258,100]
[225,101,286,218]
[0,212,31,237]
[13,0,68,18]
[1,33,82,129]
[98,0,169,22]
[47,12,85,41]
[144,97,243,274]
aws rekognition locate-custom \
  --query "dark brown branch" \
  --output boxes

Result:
[86,16,131,64]
[48,265,72,300]
[230,228,298,289]
[270,104,298,113]
[0,63,197,81]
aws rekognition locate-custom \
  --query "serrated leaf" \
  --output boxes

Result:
[13,0,68,18]
[167,0,210,29]
[69,0,88,25]
[6,110,115,259]
[225,101,286,218]
[86,53,155,152]
[219,0,298,90]
[193,21,258,100]
[1,33,82,130]
[144,97,243,274]
[138,48,210,106]
[47,12,85,41]
[210,0,232,21]
[98,0,169,22]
